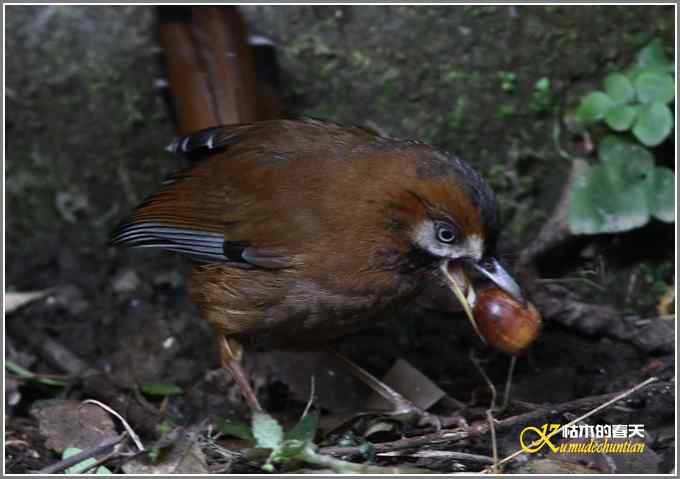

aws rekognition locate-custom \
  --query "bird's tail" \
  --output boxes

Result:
[157,6,280,135]
[111,8,280,248]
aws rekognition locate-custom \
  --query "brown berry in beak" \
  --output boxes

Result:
[473,287,541,354]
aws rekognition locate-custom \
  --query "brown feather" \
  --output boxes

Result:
[158,6,276,134]
[116,119,495,344]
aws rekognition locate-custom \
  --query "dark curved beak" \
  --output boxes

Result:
[469,257,525,305]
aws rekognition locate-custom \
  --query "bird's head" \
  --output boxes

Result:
[383,146,524,314]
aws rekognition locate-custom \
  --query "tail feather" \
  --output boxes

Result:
[113,7,281,254]
[157,6,278,135]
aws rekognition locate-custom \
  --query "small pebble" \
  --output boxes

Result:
[113,270,141,294]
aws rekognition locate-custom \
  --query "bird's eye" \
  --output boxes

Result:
[436,223,456,243]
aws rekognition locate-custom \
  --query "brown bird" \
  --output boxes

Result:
[112,118,525,418]
[114,6,525,422]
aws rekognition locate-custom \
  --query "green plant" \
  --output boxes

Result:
[252,410,320,470]
[569,136,674,234]
[569,39,675,235]
[498,71,517,92]
[218,412,321,471]
[5,360,66,387]
[218,411,425,473]
[62,448,112,474]
[531,77,552,112]
[575,38,674,146]
[140,383,183,396]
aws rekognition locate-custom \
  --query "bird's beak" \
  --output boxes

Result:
[440,262,476,307]
[440,262,484,342]
[440,257,525,344]
[469,257,525,305]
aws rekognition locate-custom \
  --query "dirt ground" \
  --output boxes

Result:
[4,5,675,474]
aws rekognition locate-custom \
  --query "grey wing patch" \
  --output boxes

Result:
[112,223,292,269]
[166,125,247,159]
[111,223,227,262]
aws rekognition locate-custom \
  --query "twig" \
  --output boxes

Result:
[79,449,119,474]
[493,379,661,431]
[104,426,190,471]
[320,378,662,462]
[81,399,145,452]
[486,410,498,473]
[5,360,69,387]
[444,264,484,343]
[500,356,517,412]
[378,449,494,465]
[301,375,316,419]
[483,376,658,472]
[469,350,497,411]
[37,433,127,474]
[301,444,429,474]
[320,428,469,458]
[509,398,542,411]
[5,440,30,447]
[80,373,164,438]
[7,321,94,376]
[469,349,498,472]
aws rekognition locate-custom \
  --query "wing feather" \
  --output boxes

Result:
[112,119,379,268]
[166,124,252,159]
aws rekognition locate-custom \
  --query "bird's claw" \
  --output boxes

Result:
[417,411,443,431]
[386,401,442,431]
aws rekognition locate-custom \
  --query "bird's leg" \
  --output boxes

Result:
[218,336,263,412]
[331,350,442,430]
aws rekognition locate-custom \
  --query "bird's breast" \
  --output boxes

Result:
[190,262,425,347]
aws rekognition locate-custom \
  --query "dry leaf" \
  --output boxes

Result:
[365,358,445,412]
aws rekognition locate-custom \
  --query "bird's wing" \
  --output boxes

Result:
[164,124,254,161]
[111,120,378,268]
[111,122,295,267]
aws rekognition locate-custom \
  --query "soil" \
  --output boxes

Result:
[4,5,675,474]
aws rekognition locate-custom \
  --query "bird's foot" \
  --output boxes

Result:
[377,396,440,430]
[218,336,263,412]
[330,351,463,431]
[384,403,471,431]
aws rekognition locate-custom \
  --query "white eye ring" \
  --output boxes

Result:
[436,224,456,243]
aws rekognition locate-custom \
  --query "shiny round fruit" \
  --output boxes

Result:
[473,287,541,354]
